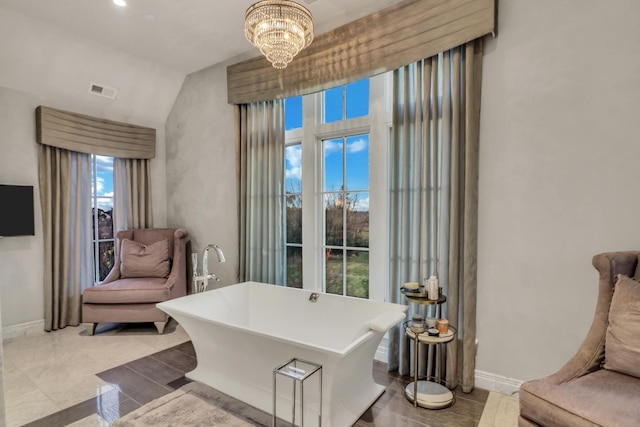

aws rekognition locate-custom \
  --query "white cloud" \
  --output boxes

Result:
[95,176,105,194]
[324,139,343,156]
[285,146,302,180]
[286,166,301,181]
[95,155,114,172]
[354,196,369,211]
[347,138,368,153]
[97,199,113,211]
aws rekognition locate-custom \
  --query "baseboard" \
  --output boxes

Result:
[374,340,523,396]
[2,319,45,340]
[475,369,524,396]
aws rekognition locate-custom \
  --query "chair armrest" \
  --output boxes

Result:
[544,251,639,385]
[165,229,188,299]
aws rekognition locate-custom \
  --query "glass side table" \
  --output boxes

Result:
[273,358,322,427]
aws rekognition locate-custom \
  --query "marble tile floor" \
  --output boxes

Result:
[3,321,519,426]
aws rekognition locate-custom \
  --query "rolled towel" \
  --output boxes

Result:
[404,282,419,290]
[368,311,407,333]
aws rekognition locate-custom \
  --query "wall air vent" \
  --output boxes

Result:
[88,82,118,100]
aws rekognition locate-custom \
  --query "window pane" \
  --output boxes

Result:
[95,156,114,197]
[345,134,369,191]
[346,79,370,119]
[96,199,114,239]
[325,248,343,295]
[285,145,302,193]
[324,87,343,123]
[324,138,343,191]
[98,241,115,281]
[346,250,369,298]
[346,192,369,248]
[286,246,303,289]
[285,96,302,130]
[286,194,302,244]
[324,194,343,246]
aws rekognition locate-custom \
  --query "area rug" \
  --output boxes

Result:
[112,381,271,426]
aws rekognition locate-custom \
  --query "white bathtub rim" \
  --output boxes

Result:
[158,282,407,356]
[159,297,380,357]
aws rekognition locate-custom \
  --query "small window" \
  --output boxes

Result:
[323,78,370,123]
[285,143,303,288]
[285,96,303,130]
[91,155,115,282]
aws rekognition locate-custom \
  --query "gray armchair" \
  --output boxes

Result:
[81,228,188,335]
[519,251,640,426]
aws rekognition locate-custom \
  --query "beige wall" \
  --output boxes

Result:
[477,0,640,381]
[0,85,169,329]
[165,60,241,287]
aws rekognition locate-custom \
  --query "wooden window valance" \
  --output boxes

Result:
[227,0,496,104]
[36,106,156,159]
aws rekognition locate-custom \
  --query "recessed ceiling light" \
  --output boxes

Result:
[113,0,127,7]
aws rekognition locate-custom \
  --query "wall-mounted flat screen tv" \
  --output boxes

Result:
[0,184,35,237]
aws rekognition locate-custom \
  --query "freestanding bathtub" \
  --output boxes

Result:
[157,281,407,427]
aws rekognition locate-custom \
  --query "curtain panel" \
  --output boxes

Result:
[39,145,94,331]
[388,39,483,392]
[114,158,154,232]
[235,101,286,284]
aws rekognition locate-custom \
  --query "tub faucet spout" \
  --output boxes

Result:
[309,292,319,302]
[193,244,226,293]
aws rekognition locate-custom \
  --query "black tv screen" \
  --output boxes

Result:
[0,185,35,237]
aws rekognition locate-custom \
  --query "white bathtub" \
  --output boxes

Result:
[157,281,407,427]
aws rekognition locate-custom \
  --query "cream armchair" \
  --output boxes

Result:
[81,228,188,335]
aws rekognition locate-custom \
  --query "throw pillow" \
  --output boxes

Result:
[604,274,640,378]
[120,238,171,279]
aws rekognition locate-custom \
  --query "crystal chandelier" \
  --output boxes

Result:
[244,0,314,69]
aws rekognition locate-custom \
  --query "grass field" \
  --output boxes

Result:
[326,251,369,298]
[287,251,370,298]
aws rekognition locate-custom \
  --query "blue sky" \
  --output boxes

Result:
[93,155,114,210]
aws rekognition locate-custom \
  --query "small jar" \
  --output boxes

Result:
[436,319,449,334]
[410,315,425,334]
[427,328,440,336]
[425,317,437,328]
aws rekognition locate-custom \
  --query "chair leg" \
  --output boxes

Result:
[154,321,167,334]
[82,323,97,336]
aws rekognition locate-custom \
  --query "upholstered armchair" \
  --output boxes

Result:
[82,228,188,335]
[519,251,640,427]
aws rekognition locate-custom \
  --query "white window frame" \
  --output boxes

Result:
[286,73,391,302]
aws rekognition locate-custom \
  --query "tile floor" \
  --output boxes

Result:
[2,321,520,426]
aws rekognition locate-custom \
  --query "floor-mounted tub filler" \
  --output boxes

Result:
[157,281,408,427]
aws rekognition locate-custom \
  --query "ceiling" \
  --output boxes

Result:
[0,0,402,75]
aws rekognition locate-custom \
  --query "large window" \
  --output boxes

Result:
[91,155,115,282]
[284,75,390,301]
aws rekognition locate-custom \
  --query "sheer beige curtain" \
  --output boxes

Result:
[235,100,286,284]
[388,39,483,392]
[39,145,94,331]
[114,158,153,231]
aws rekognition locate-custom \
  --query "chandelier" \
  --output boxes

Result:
[244,0,314,69]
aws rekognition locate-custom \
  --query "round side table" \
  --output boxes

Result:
[404,323,456,409]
